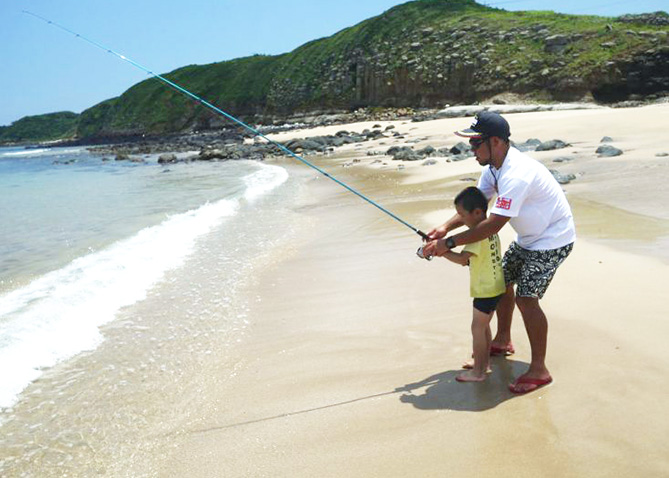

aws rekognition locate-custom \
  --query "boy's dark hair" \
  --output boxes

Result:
[454,187,488,213]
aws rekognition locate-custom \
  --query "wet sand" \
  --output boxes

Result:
[161,104,669,477]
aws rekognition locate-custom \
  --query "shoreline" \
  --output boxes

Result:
[162,104,669,476]
[2,103,669,476]
[163,148,669,476]
[2,98,663,151]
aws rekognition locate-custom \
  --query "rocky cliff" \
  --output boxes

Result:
[2,1,668,144]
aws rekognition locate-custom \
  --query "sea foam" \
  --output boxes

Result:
[0,162,289,409]
[243,163,289,202]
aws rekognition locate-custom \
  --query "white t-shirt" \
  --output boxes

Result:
[478,147,576,250]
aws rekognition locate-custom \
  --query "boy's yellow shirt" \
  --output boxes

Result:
[463,234,506,298]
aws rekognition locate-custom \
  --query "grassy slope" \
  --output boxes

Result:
[2,1,667,143]
[0,112,79,144]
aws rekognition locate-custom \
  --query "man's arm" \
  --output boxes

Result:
[423,213,510,256]
[427,212,465,240]
[452,213,510,246]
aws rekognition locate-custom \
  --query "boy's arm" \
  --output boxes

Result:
[441,250,473,267]
[424,214,509,257]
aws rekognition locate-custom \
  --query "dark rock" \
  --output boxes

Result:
[198,143,270,161]
[514,138,542,152]
[418,145,436,156]
[536,140,570,151]
[395,150,423,161]
[545,34,570,54]
[596,145,623,157]
[617,12,669,27]
[365,130,385,140]
[656,152,669,157]
[388,146,422,161]
[199,148,226,160]
[450,142,470,155]
[284,138,325,152]
[600,136,614,143]
[550,169,577,184]
[330,137,346,147]
[553,156,574,163]
[158,153,178,164]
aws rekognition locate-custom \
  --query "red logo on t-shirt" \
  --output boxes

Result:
[496,196,512,210]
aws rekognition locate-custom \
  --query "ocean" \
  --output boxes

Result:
[0,145,312,475]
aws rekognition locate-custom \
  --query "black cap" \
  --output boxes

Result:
[455,111,511,140]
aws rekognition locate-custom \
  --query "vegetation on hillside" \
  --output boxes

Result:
[2,0,667,144]
[0,112,79,144]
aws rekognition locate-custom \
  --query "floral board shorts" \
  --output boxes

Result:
[502,241,574,299]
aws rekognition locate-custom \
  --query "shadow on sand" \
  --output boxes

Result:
[397,357,529,412]
[191,358,529,433]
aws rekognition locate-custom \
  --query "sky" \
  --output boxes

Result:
[1,0,667,126]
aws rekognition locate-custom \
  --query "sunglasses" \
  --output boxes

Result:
[469,137,487,150]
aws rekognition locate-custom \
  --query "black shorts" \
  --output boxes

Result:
[473,294,505,314]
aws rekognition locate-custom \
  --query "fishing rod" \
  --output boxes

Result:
[23,10,431,242]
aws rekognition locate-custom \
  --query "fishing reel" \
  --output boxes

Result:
[416,245,433,261]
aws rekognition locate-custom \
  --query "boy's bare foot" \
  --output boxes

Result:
[456,370,487,382]
[462,361,491,373]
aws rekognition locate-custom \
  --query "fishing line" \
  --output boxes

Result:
[23,10,430,241]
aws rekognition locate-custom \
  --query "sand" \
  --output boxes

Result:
[156,104,669,477]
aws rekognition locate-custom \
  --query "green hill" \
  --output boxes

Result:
[3,0,668,144]
[0,111,79,144]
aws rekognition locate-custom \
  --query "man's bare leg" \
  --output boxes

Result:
[511,296,552,392]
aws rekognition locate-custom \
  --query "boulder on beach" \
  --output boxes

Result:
[536,139,570,151]
[596,145,623,157]
[158,153,178,164]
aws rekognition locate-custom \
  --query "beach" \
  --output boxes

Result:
[164,104,669,477]
[2,104,669,477]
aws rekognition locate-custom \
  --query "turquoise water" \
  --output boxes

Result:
[1,146,252,290]
[0,145,296,409]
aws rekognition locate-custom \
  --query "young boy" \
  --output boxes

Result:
[439,187,506,382]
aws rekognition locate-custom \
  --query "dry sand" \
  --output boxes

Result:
[161,104,669,477]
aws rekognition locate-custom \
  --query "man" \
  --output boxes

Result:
[422,111,575,394]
